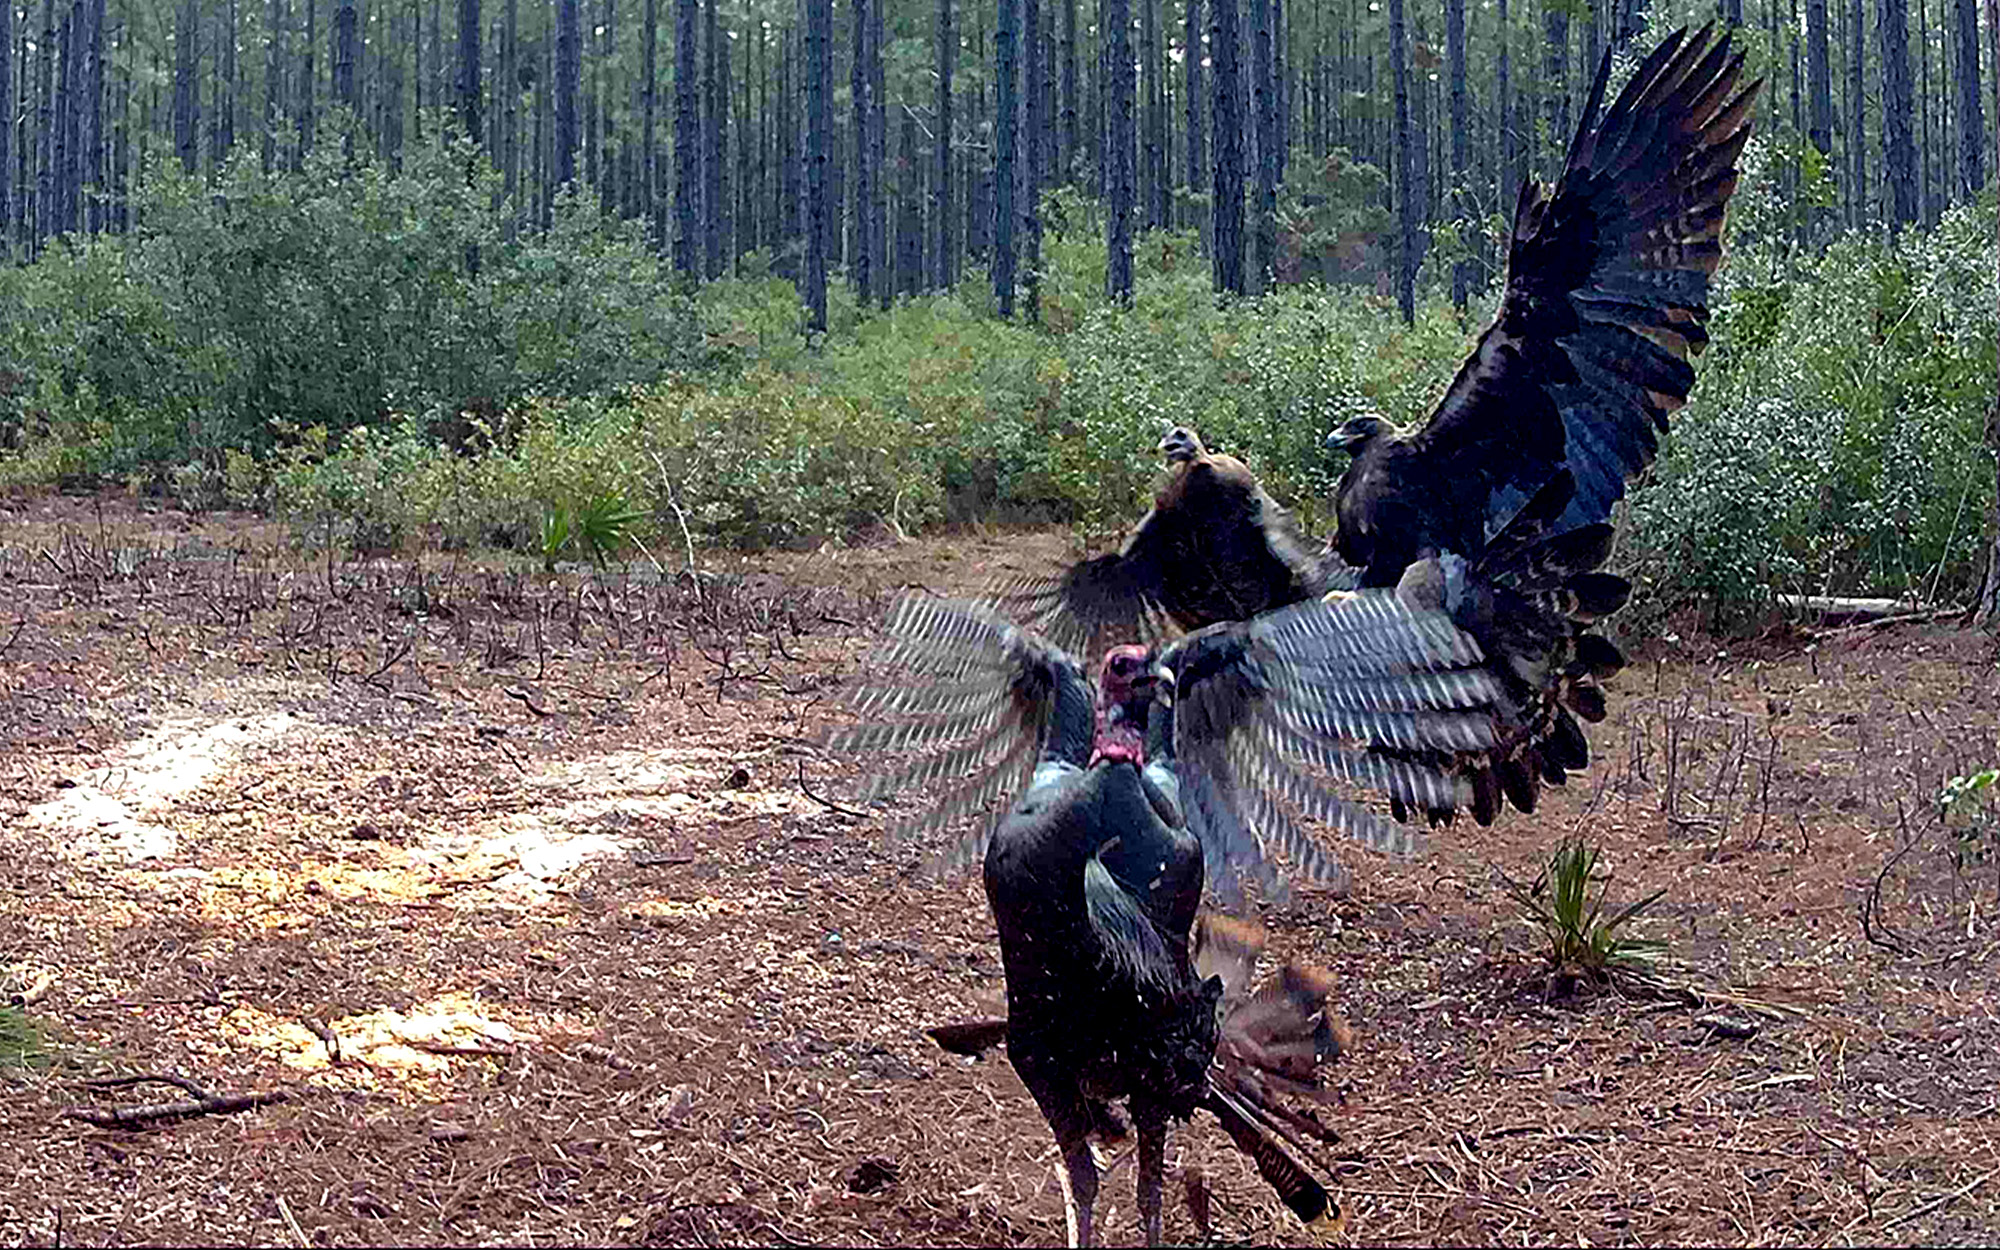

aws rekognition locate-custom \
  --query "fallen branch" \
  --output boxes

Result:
[82,1074,214,1100]
[66,1089,288,1127]
[502,685,552,718]
[797,761,866,819]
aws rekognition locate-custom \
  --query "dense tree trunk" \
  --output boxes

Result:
[175,0,199,173]
[336,0,357,107]
[458,0,480,146]
[1211,0,1242,294]
[1807,0,1830,224]
[641,0,656,234]
[869,0,885,306]
[1543,3,1567,175]
[86,0,103,228]
[264,0,283,169]
[502,0,518,202]
[673,0,697,272]
[1977,0,1999,626]
[1061,0,1076,183]
[851,0,873,302]
[993,0,1017,314]
[0,0,10,252]
[1954,0,1983,195]
[1879,0,1917,232]
[1023,0,1042,316]
[1250,0,1274,287]
[935,0,955,286]
[1389,0,1412,322]
[1183,0,1201,226]
[805,0,831,330]
[703,0,723,274]
[1848,0,1866,223]
[1105,0,1133,301]
[1496,0,1511,217]
[301,0,316,160]
[897,108,921,294]
[1447,0,1468,307]
[556,0,577,184]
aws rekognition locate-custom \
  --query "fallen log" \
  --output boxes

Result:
[66,1089,288,1128]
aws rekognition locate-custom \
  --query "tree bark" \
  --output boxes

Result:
[1061,0,1077,184]
[1183,0,1201,226]
[1388,0,1412,323]
[1807,0,1831,225]
[556,0,577,184]
[805,0,831,330]
[1848,0,1867,223]
[1105,0,1133,302]
[1210,0,1242,294]
[993,0,1017,315]
[851,0,873,302]
[1954,0,1983,196]
[1496,0,1511,221]
[301,0,316,161]
[0,0,11,252]
[175,0,199,174]
[641,0,656,234]
[336,0,357,106]
[1976,0,1999,627]
[1250,0,1274,288]
[1024,0,1043,316]
[673,0,698,272]
[1447,0,1467,307]
[458,0,480,146]
[1879,0,1917,233]
[1543,2,1567,175]
[703,0,723,274]
[935,0,955,287]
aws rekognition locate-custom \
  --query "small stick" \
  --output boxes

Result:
[82,1074,215,1100]
[276,1193,310,1249]
[502,685,552,717]
[66,1090,289,1127]
[797,761,867,819]
[1880,1167,1998,1231]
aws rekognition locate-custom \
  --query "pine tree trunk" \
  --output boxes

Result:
[336,0,356,106]
[673,0,697,272]
[1807,0,1831,228]
[0,0,11,253]
[1496,0,1510,216]
[301,0,316,161]
[1250,0,1274,289]
[935,0,954,286]
[556,0,577,184]
[1183,0,1201,227]
[175,0,199,174]
[1954,0,1982,195]
[898,108,920,294]
[805,0,831,330]
[85,0,103,230]
[1848,0,1866,223]
[1388,0,1412,322]
[1210,0,1242,294]
[993,0,1017,315]
[1447,0,1467,307]
[1976,0,1998,626]
[1061,0,1076,183]
[851,0,873,303]
[1543,3,1567,173]
[1023,0,1042,316]
[703,0,722,275]
[503,0,518,203]
[1879,0,1917,232]
[641,0,656,235]
[265,0,283,169]
[1105,0,1132,301]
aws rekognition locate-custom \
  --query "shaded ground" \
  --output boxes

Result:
[3,492,1999,1247]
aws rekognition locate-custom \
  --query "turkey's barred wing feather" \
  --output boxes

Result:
[831,594,1090,870]
[1410,25,1756,540]
[985,528,1179,661]
[1168,594,1504,901]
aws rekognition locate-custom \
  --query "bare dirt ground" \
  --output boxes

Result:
[3,491,1999,1248]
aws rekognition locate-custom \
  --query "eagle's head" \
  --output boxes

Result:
[1158,426,1208,465]
[1325,413,1394,456]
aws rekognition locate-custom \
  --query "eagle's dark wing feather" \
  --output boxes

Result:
[988,456,1338,663]
[1394,25,1758,548]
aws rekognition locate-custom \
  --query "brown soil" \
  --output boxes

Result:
[2,491,1998,1247]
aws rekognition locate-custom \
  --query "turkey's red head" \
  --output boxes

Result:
[1091,645,1156,767]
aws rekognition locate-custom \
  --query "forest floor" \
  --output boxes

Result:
[3,491,2000,1248]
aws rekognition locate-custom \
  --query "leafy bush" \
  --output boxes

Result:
[1625,194,1997,625]
[0,131,701,486]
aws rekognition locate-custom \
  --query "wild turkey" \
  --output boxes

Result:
[986,425,1350,660]
[926,914,1351,1247]
[835,590,1507,1244]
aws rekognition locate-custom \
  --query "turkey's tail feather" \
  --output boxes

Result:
[1198,1083,1348,1233]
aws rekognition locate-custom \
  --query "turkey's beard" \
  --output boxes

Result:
[1090,700,1148,767]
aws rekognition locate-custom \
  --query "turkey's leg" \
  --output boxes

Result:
[1133,1104,1168,1247]
[1054,1134,1100,1248]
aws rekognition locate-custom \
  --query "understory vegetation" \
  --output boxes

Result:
[0,135,1994,625]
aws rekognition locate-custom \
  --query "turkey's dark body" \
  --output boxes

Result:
[985,760,1216,1141]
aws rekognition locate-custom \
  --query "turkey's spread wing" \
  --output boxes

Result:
[1405,26,1756,546]
[1166,594,1502,905]
[830,593,1090,874]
